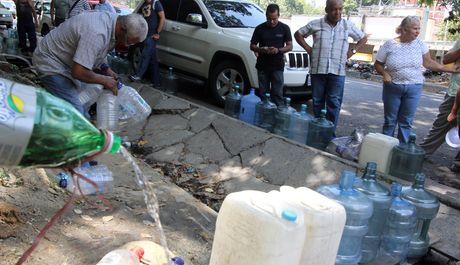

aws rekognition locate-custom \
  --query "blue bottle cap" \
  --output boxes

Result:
[281,210,297,222]
[171,256,184,265]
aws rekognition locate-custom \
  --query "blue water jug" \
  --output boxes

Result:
[273,97,295,138]
[389,133,425,182]
[401,173,440,258]
[354,162,392,263]
[254,93,277,132]
[239,88,261,124]
[163,66,178,94]
[224,83,242,119]
[288,103,313,144]
[316,171,373,265]
[380,183,417,264]
[306,109,334,150]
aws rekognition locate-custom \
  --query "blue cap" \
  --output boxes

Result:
[172,256,184,265]
[281,210,297,222]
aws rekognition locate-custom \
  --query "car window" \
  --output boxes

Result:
[0,3,5,8]
[204,1,264,28]
[177,0,204,24]
[159,0,179,21]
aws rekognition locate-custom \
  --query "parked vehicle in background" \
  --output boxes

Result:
[35,0,53,36]
[130,0,310,106]
[0,2,13,28]
[1,0,15,18]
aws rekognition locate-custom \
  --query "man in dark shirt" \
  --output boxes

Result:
[250,4,292,106]
[14,0,38,56]
[129,0,165,88]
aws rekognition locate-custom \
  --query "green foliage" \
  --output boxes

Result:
[253,0,320,17]
[436,20,460,41]
[344,0,358,14]
[419,0,460,36]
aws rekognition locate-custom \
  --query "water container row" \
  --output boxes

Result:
[225,86,335,150]
[316,162,439,265]
[359,132,426,182]
[78,82,152,132]
[0,28,19,54]
[107,52,132,75]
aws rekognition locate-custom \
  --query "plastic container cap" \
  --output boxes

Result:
[281,210,297,222]
[445,126,460,148]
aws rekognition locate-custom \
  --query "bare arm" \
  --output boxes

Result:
[294,30,312,54]
[423,52,458,73]
[443,46,460,64]
[374,60,392,84]
[348,35,368,59]
[28,0,38,26]
[50,0,55,23]
[448,87,460,122]
[71,63,118,95]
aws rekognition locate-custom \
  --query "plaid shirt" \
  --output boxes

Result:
[297,17,365,76]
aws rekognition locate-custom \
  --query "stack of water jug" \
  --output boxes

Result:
[225,85,334,150]
[210,161,439,265]
[1,28,19,54]
[107,52,132,75]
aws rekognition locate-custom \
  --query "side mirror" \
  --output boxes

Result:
[186,13,206,28]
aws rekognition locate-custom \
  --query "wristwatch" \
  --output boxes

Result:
[351,49,357,54]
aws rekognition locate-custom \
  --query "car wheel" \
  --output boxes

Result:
[41,24,50,37]
[209,60,249,106]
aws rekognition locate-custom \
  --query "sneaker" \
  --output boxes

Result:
[129,75,141,82]
[449,164,460,173]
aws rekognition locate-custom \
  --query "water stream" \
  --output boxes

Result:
[119,146,173,265]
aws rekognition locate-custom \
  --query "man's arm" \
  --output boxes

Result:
[347,35,368,59]
[28,0,39,27]
[71,63,118,95]
[277,40,292,54]
[50,0,56,24]
[443,42,460,64]
[152,10,165,41]
[294,30,312,54]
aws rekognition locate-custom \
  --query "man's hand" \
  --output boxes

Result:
[105,68,118,80]
[103,77,118,96]
[152,33,160,40]
[267,47,279,55]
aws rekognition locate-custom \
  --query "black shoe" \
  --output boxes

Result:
[449,164,460,173]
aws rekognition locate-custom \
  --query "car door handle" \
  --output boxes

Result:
[172,25,181,31]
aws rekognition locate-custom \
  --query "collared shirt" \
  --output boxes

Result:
[297,17,365,76]
[95,0,115,13]
[376,38,428,85]
[67,0,91,18]
[448,39,460,96]
[32,12,118,83]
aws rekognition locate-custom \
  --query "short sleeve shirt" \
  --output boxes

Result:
[448,39,460,96]
[32,12,118,83]
[297,17,365,76]
[376,38,428,84]
[141,0,164,36]
[250,21,292,71]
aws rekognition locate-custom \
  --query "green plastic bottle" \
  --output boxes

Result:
[0,78,121,167]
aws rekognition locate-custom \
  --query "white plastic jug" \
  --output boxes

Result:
[273,186,346,265]
[209,190,305,265]
[359,133,399,173]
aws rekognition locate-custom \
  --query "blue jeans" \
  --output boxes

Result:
[136,37,160,87]
[311,74,346,133]
[382,82,422,143]
[17,20,37,53]
[258,69,284,106]
[40,75,85,115]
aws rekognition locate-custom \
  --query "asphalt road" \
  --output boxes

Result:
[156,75,460,190]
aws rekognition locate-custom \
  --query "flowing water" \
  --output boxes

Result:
[120,146,173,264]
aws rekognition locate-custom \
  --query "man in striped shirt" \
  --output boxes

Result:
[294,0,367,135]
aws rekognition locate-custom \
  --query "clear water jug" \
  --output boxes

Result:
[358,133,399,174]
[224,83,242,119]
[118,83,152,125]
[354,162,392,263]
[273,97,295,138]
[163,66,178,94]
[67,164,114,195]
[209,190,305,265]
[288,103,313,144]
[379,183,417,264]
[239,88,261,125]
[272,186,346,265]
[96,247,143,265]
[254,93,277,132]
[306,109,334,150]
[78,83,104,111]
[401,173,440,258]
[389,133,425,181]
[316,171,373,265]
[97,90,119,132]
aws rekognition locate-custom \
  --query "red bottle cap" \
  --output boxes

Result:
[129,247,145,261]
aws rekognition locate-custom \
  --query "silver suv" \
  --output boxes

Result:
[131,0,310,105]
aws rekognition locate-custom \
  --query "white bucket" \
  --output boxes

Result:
[209,190,305,265]
[272,186,346,265]
[358,133,399,174]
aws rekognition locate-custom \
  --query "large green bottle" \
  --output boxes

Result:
[0,78,121,167]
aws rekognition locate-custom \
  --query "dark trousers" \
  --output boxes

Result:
[136,37,160,87]
[420,94,460,166]
[17,20,37,53]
